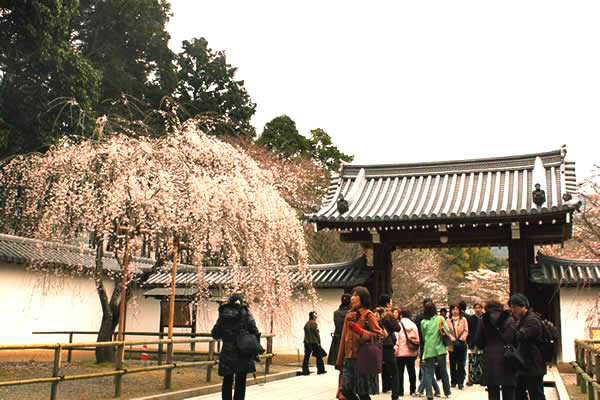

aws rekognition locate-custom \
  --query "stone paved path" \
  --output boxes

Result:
[186,365,559,400]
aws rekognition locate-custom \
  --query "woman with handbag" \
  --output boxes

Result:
[474,299,518,400]
[211,294,260,400]
[420,301,452,400]
[394,308,419,397]
[447,304,469,390]
[336,286,383,400]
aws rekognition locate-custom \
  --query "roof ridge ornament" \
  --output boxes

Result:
[532,156,547,208]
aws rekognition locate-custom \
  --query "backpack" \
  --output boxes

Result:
[540,319,559,365]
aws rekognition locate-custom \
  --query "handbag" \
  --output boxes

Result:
[311,343,327,358]
[236,313,265,358]
[400,320,419,351]
[356,311,383,375]
[450,318,466,352]
[503,344,526,370]
[439,316,452,347]
[496,325,525,370]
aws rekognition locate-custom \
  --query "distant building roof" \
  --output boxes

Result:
[0,233,370,290]
[308,147,578,228]
[0,233,153,274]
[530,252,600,287]
[144,256,371,290]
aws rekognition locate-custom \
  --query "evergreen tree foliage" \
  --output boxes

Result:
[0,1,101,157]
[176,38,256,137]
[309,128,353,171]
[440,247,507,279]
[256,115,311,159]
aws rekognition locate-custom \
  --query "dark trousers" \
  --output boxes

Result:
[382,346,399,398]
[488,385,516,400]
[222,373,247,400]
[396,356,417,396]
[302,342,325,374]
[516,376,546,400]
[449,349,466,385]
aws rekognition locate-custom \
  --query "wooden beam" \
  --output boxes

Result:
[339,222,570,248]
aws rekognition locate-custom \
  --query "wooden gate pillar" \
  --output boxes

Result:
[508,239,534,295]
[371,244,393,308]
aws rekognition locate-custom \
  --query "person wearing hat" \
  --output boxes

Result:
[509,293,547,400]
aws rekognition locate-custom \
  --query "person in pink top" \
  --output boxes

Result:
[447,304,469,390]
[393,308,420,397]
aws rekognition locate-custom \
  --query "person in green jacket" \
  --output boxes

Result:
[420,301,452,400]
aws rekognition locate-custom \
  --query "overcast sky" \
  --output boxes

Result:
[166,1,600,180]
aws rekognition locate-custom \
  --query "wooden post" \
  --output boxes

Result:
[508,239,533,295]
[115,231,130,398]
[165,236,179,389]
[158,325,164,365]
[50,345,62,400]
[372,244,392,307]
[117,232,131,341]
[115,342,124,398]
[191,303,197,353]
[586,349,593,399]
[265,335,273,374]
[595,350,600,387]
[207,340,215,382]
[68,333,73,363]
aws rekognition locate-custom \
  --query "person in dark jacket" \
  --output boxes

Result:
[466,302,484,386]
[302,311,326,375]
[376,294,401,400]
[330,294,352,400]
[509,294,547,400]
[211,294,260,400]
[330,293,352,366]
[475,299,517,400]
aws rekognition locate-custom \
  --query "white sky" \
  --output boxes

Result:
[166,1,600,180]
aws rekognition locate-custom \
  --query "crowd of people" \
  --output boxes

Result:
[210,288,550,400]
[318,287,549,400]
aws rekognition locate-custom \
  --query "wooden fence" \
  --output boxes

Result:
[0,332,274,400]
[573,339,600,400]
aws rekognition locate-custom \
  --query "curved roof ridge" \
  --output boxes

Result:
[343,148,564,172]
[537,251,600,265]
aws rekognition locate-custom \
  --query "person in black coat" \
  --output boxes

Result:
[330,293,351,400]
[211,294,260,400]
[475,299,518,400]
[509,293,547,400]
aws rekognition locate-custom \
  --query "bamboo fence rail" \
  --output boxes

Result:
[572,339,600,400]
[1,333,274,400]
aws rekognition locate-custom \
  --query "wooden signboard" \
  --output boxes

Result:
[160,300,192,328]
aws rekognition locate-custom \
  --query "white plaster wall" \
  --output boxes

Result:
[193,289,344,355]
[559,287,600,362]
[2,263,343,356]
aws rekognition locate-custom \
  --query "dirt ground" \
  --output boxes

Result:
[0,353,302,400]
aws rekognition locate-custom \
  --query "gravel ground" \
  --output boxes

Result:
[0,357,299,400]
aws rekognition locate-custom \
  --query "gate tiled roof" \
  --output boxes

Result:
[530,252,600,286]
[308,147,578,226]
